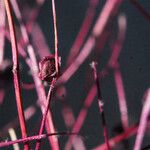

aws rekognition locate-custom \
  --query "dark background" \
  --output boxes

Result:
[0,0,150,149]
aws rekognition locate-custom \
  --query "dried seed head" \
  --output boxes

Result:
[39,55,57,83]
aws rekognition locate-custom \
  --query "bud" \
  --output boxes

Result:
[39,55,57,83]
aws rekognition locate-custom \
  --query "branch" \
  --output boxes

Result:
[4,0,29,149]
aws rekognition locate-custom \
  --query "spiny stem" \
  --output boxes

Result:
[52,0,59,75]
[35,79,56,150]
[4,0,29,149]
[91,61,110,150]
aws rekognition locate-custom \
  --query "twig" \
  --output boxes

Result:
[0,0,5,65]
[10,0,59,148]
[93,124,138,150]
[0,105,36,138]
[27,46,59,150]
[35,79,56,150]
[4,0,29,149]
[134,89,150,150]
[66,0,99,66]
[64,84,97,150]
[91,62,110,150]
[52,0,59,75]
[110,14,128,130]
[57,0,123,85]
[130,0,150,22]
[8,128,20,150]
[0,132,77,148]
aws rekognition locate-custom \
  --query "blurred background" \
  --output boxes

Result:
[0,0,150,149]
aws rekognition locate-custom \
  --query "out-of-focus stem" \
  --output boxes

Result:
[114,66,128,129]
[57,0,123,85]
[8,128,20,150]
[0,132,76,148]
[93,124,138,150]
[0,0,5,65]
[109,14,128,130]
[91,62,110,150]
[130,0,150,22]
[134,89,150,150]
[4,0,29,149]
[66,0,99,66]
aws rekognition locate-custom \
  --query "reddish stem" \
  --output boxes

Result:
[27,46,59,150]
[35,79,56,150]
[0,132,76,148]
[114,66,128,129]
[130,0,150,22]
[4,0,29,149]
[91,62,110,150]
[52,0,59,75]
[110,14,128,130]
[0,0,5,65]
[134,89,150,150]
[66,0,99,66]
[93,124,138,150]
[57,0,123,85]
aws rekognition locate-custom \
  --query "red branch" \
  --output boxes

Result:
[66,0,99,66]
[0,132,77,148]
[52,0,59,75]
[91,62,110,150]
[4,0,29,149]
[35,79,56,150]
[93,124,138,150]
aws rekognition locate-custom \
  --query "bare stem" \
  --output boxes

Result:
[130,0,150,22]
[91,62,110,150]
[52,0,59,75]
[66,0,99,66]
[35,79,56,150]
[27,46,59,150]
[0,0,5,65]
[4,0,29,149]
[134,89,150,150]
[93,124,138,150]
[9,0,59,148]
[0,132,77,148]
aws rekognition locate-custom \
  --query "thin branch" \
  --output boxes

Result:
[8,128,20,150]
[27,46,59,150]
[93,124,138,150]
[130,0,150,22]
[0,0,5,65]
[134,89,150,150]
[66,0,99,66]
[57,0,123,85]
[0,132,77,148]
[52,0,59,75]
[4,0,29,149]
[64,84,97,150]
[110,14,128,130]
[10,0,59,148]
[35,79,56,150]
[91,62,110,150]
